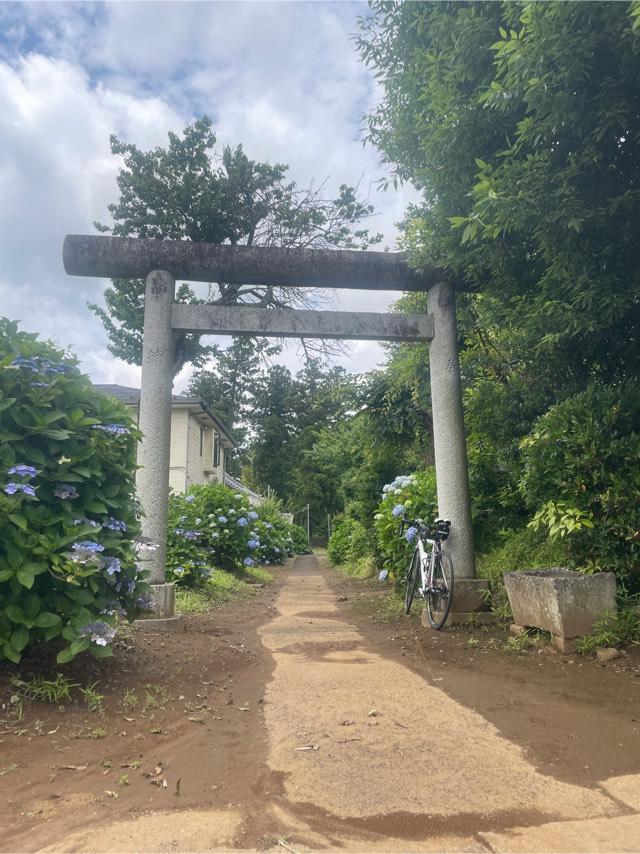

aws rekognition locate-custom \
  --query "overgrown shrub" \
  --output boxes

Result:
[327,517,371,565]
[373,469,437,577]
[520,383,640,591]
[0,319,148,665]
[166,482,305,585]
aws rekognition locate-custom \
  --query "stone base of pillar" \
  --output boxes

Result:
[134,582,185,633]
[452,578,491,613]
[135,614,185,633]
[419,578,497,628]
[150,582,176,617]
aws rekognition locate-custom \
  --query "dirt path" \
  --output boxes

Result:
[2,555,640,852]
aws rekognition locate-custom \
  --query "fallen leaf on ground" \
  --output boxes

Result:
[104,790,119,799]
[293,744,319,751]
[341,720,354,726]
[59,765,88,771]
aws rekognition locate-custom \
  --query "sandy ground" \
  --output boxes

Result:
[2,554,640,852]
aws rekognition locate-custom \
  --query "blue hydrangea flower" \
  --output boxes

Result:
[103,518,127,532]
[248,538,260,549]
[92,424,130,436]
[11,356,39,371]
[7,464,38,478]
[274,547,281,554]
[185,495,195,503]
[79,621,117,646]
[55,484,79,500]
[243,556,256,567]
[378,569,389,582]
[101,556,121,575]
[405,526,418,543]
[391,504,405,518]
[4,482,36,497]
[248,511,259,521]
[237,517,248,527]
[217,515,227,524]
[265,522,273,529]
[73,541,104,554]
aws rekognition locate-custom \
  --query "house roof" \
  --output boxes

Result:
[94,384,236,448]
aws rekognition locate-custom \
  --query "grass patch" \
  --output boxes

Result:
[477,526,568,620]
[333,556,376,580]
[575,604,640,654]
[175,566,274,614]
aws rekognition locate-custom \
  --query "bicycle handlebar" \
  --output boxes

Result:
[400,517,451,542]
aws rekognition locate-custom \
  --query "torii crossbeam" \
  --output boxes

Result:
[64,234,485,627]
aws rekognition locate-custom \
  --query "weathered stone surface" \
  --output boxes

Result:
[596,646,621,663]
[135,271,175,588]
[148,582,176,618]
[172,303,434,342]
[63,234,463,291]
[134,614,186,633]
[452,578,489,612]
[427,282,476,579]
[504,568,616,639]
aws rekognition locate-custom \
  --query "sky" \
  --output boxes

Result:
[0,1,419,391]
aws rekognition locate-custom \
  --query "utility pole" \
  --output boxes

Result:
[306,504,310,543]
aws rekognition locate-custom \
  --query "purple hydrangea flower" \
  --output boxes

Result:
[243,557,256,567]
[73,541,104,554]
[7,464,38,479]
[391,504,405,518]
[101,556,121,576]
[4,482,36,497]
[237,517,248,527]
[79,621,117,647]
[92,424,130,436]
[404,526,418,543]
[103,518,127,532]
[247,538,260,549]
[55,484,79,500]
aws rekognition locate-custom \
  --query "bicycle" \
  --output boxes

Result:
[402,518,454,630]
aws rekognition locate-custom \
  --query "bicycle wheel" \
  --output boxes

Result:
[426,550,454,630]
[404,549,421,615]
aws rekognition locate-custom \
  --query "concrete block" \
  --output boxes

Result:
[503,568,616,640]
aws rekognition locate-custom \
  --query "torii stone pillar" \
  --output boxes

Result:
[135,269,181,627]
[426,281,490,622]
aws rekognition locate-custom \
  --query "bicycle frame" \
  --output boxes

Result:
[413,535,439,598]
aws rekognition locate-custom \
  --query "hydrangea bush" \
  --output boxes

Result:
[166,482,304,585]
[0,319,149,664]
[373,469,438,577]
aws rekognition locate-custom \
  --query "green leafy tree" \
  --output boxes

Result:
[90,116,381,374]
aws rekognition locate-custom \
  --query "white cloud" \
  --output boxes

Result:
[0,2,421,390]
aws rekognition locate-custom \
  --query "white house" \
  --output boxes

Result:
[95,385,236,494]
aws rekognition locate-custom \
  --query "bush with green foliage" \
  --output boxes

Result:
[373,470,437,577]
[166,482,305,585]
[520,383,640,591]
[327,517,372,565]
[0,318,148,665]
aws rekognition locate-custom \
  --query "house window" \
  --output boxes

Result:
[199,425,204,457]
[213,432,220,468]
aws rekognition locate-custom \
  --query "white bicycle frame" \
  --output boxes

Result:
[414,535,437,597]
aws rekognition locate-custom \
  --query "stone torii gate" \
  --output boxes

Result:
[63,235,489,627]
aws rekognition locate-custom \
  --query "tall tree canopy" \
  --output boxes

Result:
[90,116,381,374]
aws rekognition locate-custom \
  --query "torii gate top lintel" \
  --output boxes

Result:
[63,234,464,292]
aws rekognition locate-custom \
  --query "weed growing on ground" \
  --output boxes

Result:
[78,682,104,713]
[333,557,376,580]
[505,634,531,654]
[121,689,138,713]
[175,566,273,613]
[575,605,640,654]
[373,592,406,623]
[11,674,78,704]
